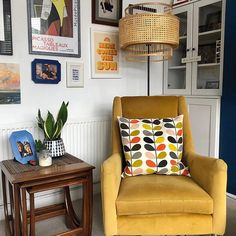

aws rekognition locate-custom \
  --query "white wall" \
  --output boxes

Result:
[0,0,163,124]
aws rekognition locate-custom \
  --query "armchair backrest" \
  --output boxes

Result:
[112,96,194,164]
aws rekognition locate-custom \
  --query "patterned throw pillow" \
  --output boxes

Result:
[118,115,190,177]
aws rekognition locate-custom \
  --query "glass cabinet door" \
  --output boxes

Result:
[192,0,224,95]
[164,4,192,95]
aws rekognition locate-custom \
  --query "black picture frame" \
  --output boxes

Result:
[9,130,37,165]
[0,0,13,55]
[27,0,81,58]
[206,11,221,31]
[32,59,61,84]
[92,0,122,27]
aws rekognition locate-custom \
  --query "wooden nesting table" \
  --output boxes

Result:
[0,153,95,236]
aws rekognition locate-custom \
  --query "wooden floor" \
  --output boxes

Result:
[0,194,235,236]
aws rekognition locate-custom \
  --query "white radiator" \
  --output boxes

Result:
[62,118,111,182]
[0,117,111,206]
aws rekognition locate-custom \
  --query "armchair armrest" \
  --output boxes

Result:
[101,153,122,235]
[185,152,227,235]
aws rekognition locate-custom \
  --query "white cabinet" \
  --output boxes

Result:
[164,0,225,96]
[187,97,220,157]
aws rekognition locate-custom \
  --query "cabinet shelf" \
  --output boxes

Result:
[198,63,220,67]
[168,66,186,70]
[198,29,221,37]
[198,29,221,44]
[180,36,187,40]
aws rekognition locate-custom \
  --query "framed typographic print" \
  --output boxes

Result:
[66,61,84,88]
[90,28,120,79]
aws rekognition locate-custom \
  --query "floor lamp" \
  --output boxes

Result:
[119,2,179,96]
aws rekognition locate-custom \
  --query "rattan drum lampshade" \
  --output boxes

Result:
[119,2,179,62]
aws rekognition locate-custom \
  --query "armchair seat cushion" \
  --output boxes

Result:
[116,175,213,216]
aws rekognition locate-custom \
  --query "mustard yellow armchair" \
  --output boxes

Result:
[101,96,227,236]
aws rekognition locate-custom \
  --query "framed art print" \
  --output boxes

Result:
[0,0,13,55]
[32,59,61,84]
[0,63,20,104]
[92,0,122,27]
[9,130,37,164]
[27,0,81,57]
[91,28,120,79]
[66,62,84,88]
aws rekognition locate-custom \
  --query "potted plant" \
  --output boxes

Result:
[35,139,52,166]
[37,101,69,157]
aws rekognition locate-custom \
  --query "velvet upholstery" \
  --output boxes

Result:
[101,96,227,236]
[116,175,213,216]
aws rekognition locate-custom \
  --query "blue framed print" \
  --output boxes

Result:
[9,130,37,164]
[32,59,61,84]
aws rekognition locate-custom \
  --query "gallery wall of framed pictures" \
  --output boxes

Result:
[0,0,125,107]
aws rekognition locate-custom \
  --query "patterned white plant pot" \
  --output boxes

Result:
[44,138,65,157]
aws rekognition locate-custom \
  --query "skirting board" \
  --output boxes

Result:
[0,182,101,221]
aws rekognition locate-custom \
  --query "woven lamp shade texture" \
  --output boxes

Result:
[119,14,179,48]
[119,3,179,62]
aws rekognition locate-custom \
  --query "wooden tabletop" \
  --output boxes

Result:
[0,153,95,184]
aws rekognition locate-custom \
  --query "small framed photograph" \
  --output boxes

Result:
[173,0,189,6]
[92,0,122,27]
[91,28,120,79]
[0,0,13,55]
[66,62,84,88]
[32,59,61,84]
[205,81,219,89]
[27,0,81,57]
[9,130,37,164]
[206,11,221,31]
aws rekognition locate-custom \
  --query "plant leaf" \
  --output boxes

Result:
[37,109,45,130]
[44,111,55,140]
[35,139,45,152]
[52,119,63,139]
[57,101,68,126]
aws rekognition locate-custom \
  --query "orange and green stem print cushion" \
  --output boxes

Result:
[118,115,190,177]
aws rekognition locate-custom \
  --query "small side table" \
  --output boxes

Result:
[0,153,95,236]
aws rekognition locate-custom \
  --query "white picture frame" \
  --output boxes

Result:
[90,28,121,79]
[173,0,189,6]
[66,62,84,88]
